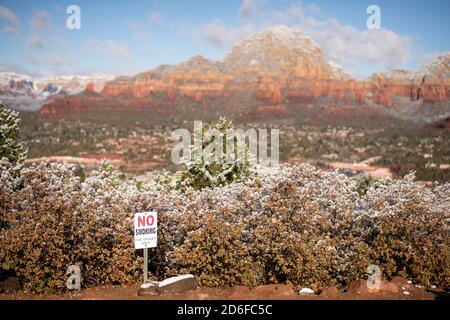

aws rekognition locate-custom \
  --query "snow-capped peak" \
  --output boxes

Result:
[35,74,115,83]
[415,52,450,79]
[34,74,115,94]
[257,25,320,50]
[223,24,348,79]
[232,24,321,55]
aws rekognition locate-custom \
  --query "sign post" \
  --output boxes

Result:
[134,212,158,284]
[143,247,148,283]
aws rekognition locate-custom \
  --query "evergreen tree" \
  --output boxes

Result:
[176,117,255,190]
[0,102,27,173]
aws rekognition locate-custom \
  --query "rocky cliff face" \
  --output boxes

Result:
[0,73,114,111]
[366,53,450,107]
[0,73,40,111]
[37,26,450,123]
[35,74,114,96]
[224,25,350,80]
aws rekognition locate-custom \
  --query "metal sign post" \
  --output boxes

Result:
[143,248,148,283]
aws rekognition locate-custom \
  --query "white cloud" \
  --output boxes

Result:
[305,3,320,14]
[102,41,131,59]
[0,63,30,75]
[125,20,154,42]
[148,12,161,24]
[239,0,265,19]
[419,51,442,66]
[55,36,68,48]
[47,52,69,66]
[0,6,20,37]
[297,18,412,72]
[30,11,48,31]
[201,1,413,76]
[27,34,46,49]
[201,19,255,49]
[83,38,97,50]
[27,54,40,66]
[27,11,49,49]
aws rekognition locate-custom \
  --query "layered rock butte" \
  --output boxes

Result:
[39,25,450,122]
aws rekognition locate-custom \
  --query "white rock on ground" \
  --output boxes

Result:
[158,274,195,287]
[140,282,158,289]
[299,288,315,295]
[157,274,197,293]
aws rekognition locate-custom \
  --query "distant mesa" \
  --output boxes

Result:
[1,25,449,123]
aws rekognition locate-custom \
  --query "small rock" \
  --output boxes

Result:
[157,274,197,294]
[299,288,315,295]
[137,283,160,296]
[0,277,21,294]
[140,281,158,289]
[415,284,423,289]
[407,280,412,284]
[403,291,410,295]
[431,285,437,289]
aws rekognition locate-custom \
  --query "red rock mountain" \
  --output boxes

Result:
[38,25,450,123]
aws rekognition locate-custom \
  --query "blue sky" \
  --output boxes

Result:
[0,0,449,78]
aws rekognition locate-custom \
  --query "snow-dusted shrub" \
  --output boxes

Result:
[72,163,141,286]
[0,159,19,229]
[362,173,450,287]
[245,165,371,290]
[164,165,449,290]
[0,103,27,173]
[0,162,82,292]
[173,165,371,290]
[0,161,142,292]
[1,160,448,292]
[175,212,262,287]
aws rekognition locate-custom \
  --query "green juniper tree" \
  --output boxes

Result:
[176,117,256,190]
[0,102,27,173]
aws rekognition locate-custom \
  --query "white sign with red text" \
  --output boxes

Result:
[134,212,157,249]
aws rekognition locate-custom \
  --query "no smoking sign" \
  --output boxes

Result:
[134,212,157,249]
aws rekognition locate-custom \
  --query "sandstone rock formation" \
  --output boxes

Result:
[35,26,450,123]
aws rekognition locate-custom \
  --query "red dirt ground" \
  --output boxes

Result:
[0,284,444,300]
